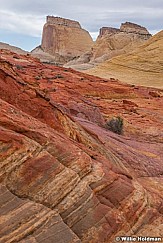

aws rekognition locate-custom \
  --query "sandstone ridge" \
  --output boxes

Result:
[0,18,152,70]
[120,22,151,36]
[65,21,152,70]
[99,22,151,37]
[0,49,163,242]
[87,30,163,88]
[0,42,28,54]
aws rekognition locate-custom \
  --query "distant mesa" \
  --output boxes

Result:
[0,17,153,70]
[99,27,120,37]
[99,22,151,37]
[46,16,81,29]
[39,16,93,64]
[86,30,163,89]
[120,22,151,36]
[65,21,152,70]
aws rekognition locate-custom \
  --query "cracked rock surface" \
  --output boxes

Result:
[0,49,163,242]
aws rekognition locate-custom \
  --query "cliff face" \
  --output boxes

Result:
[65,22,152,70]
[0,49,163,242]
[99,22,151,38]
[40,16,93,63]
[99,27,120,37]
[91,22,151,62]
[46,16,81,28]
[120,22,151,36]
[87,30,163,88]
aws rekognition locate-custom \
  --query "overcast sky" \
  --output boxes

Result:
[0,0,162,51]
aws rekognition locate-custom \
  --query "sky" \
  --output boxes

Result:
[0,0,163,51]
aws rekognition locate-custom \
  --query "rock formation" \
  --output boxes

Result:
[36,16,93,64]
[120,22,151,36]
[99,27,120,36]
[87,30,163,88]
[0,49,163,242]
[0,42,28,54]
[65,22,152,70]
[99,22,151,38]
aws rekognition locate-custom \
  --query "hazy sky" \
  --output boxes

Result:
[0,0,163,51]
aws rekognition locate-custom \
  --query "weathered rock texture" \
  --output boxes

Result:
[99,27,120,37]
[87,30,163,88]
[0,42,28,54]
[0,49,163,242]
[65,22,151,70]
[100,22,151,37]
[120,22,151,36]
[39,16,93,64]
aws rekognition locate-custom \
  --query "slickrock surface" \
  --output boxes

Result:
[87,30,163,89]
[36,16,93,64]
[0,49,163,242]
[65,22,151,70]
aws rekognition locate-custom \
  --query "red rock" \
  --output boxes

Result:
[149,91,161,97]
[0,49,163,242]
[123,99,138,107]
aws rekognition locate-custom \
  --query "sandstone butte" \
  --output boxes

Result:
[86,30,163,89]
[65,22,152,70]
[32,16,93,65]
[0,49,163,243]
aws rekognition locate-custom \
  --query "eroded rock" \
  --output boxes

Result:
[39,16,93,64]
[0,49,163,242]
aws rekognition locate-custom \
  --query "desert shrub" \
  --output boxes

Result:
[106,116,123,135]
[55,74,64,78]
[16,65,23,70]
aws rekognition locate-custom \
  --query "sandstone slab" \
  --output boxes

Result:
[0,49,162,242]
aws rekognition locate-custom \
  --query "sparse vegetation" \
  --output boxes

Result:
[55,74,64,79]
[16,65,23,70]
[106,116,123,135]
[35,76,41,80]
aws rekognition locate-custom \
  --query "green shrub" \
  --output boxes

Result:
[106,116,123,135]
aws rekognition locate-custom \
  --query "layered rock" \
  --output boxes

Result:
[47,16,81,28]
[0,185,80,243]
[0,42,28,54]
[99,22,151,38]
[120,22,151,36]
[87,30,163,88]
[99,27,120,37]
[39,16,93,64]
[65,22,152,70]
[0,49,163,242]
